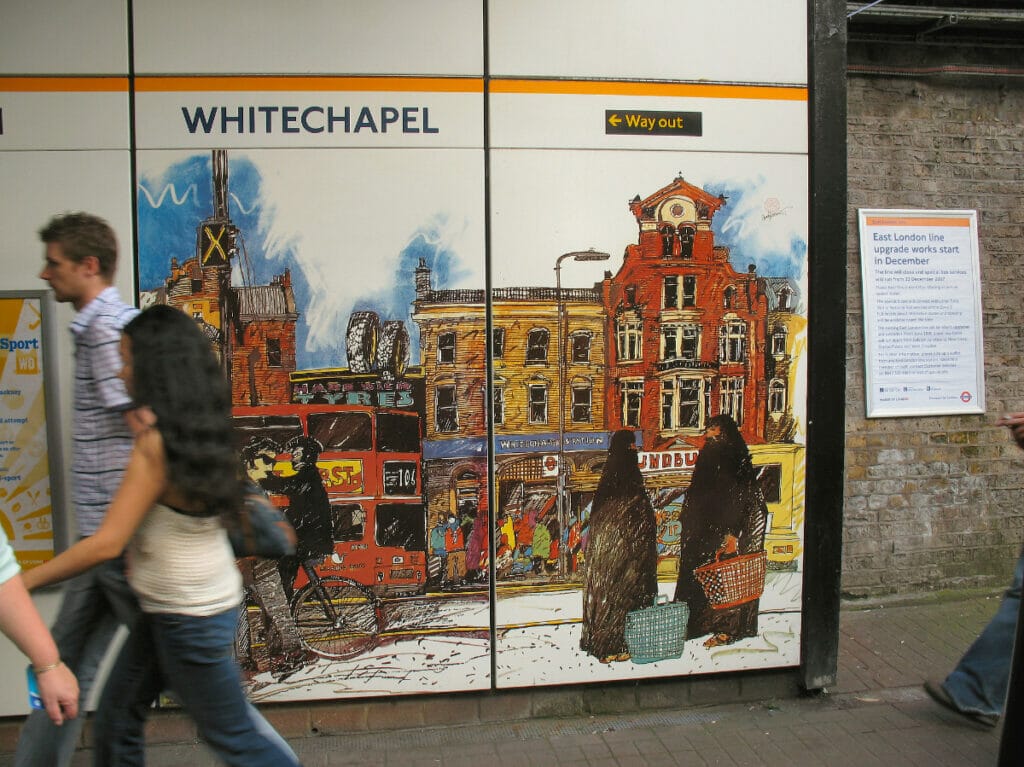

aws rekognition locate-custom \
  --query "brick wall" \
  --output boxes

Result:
[844,47,1024,596]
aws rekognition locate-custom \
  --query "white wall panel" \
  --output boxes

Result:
[0,89,129,149]
[0,0,128,75]
[489,0,807,84]
[133,0,483,76]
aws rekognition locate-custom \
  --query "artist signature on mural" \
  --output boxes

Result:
[762,197,792,221]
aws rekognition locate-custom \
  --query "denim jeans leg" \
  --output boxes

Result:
[93,613,163,767]
[246,699,301,764]
[944,550,1024,716]
[14,567,118,767]
[151,608,299,767]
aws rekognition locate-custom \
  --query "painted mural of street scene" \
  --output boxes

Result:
[136,148,807,699]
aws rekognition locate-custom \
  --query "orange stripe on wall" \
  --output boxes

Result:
[135,76,484,93]
[2,76,804,100]
[490,79,807,101]
[0,77,128,92]
[865,217,972,227]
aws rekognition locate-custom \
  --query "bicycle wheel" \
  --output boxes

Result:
[289,578,382,659]
[235,595,264,672]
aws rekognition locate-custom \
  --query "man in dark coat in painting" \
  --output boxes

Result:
[580,430,659,663]
[262,436,335,600]
[674,414,768,647]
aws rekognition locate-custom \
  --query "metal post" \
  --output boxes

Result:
[553,250,610,577]
[555,258,566,576]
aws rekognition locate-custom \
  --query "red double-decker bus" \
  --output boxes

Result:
[233,403,428,596]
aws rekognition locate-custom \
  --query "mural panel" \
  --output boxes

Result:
[488,149,807,686]
[85,0,809,704]
[136,142,487,700]
[486,6,808,681]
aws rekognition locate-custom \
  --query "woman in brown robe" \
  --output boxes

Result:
[673,415,767,647]
[580,430,659,663]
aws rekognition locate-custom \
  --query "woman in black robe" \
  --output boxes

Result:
[674,414,768,647]
[580,430,658,663]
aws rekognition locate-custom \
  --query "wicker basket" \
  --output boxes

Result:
[693,550,766,610]
[623,595,688,664]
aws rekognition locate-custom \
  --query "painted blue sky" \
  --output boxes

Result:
[137,151,805,372]
[137,151,481,370]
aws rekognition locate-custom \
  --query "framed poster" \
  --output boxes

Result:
[0,290,67,569]
[858,209,985,418]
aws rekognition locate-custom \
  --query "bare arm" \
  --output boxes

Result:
[22,428,166,591]
[996,412,1024,451]
[0,574,78,724]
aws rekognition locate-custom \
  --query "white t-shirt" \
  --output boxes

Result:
[128,504,241,616]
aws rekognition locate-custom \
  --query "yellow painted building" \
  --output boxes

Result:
[750,442,805,570]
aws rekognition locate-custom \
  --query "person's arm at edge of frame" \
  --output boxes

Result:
[0,570,79,725]
[22,427,166,591]
[996,412,1024,451]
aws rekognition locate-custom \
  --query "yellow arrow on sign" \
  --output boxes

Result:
[608,113,621,127]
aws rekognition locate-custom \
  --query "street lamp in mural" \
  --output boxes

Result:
[554,249,610,576]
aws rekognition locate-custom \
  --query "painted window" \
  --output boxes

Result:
[769,378,786,413]
[772,324,788,356]
[528,383,548,424]
[436,385,458,432]
[438,332,456,364]
[682,275,697,307]
[682,324,700,360]
[663,325,679,360]
[719,320,747,363]
[679,226,695,259]
[664,275,679,308]
[661,377,705,430]
[616,318,643,361]
[660,224,674,256]
[267,337,282,367]
[621,379,643,428]
[526,328,550,363]
[720,377,745,425]
[570,331,592,363]
[492,327,505,359]
[662,324,700,361]
[571,381,592,423]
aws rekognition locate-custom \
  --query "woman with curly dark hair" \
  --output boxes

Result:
[23,305,299,766]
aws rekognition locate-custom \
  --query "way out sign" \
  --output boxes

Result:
[605,109,702,136]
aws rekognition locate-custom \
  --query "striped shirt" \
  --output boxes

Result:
[70,287,139,537]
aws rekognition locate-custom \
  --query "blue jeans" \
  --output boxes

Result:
[94,606,299,766]
[15,557,138,767]
[943,547,1024,717]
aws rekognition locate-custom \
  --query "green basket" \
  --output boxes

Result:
[623,595,688,664]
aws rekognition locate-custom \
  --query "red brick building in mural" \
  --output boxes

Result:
[603,175,770,450]
[144,255,299,407]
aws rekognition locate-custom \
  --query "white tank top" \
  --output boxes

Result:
[128,503,242,616]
